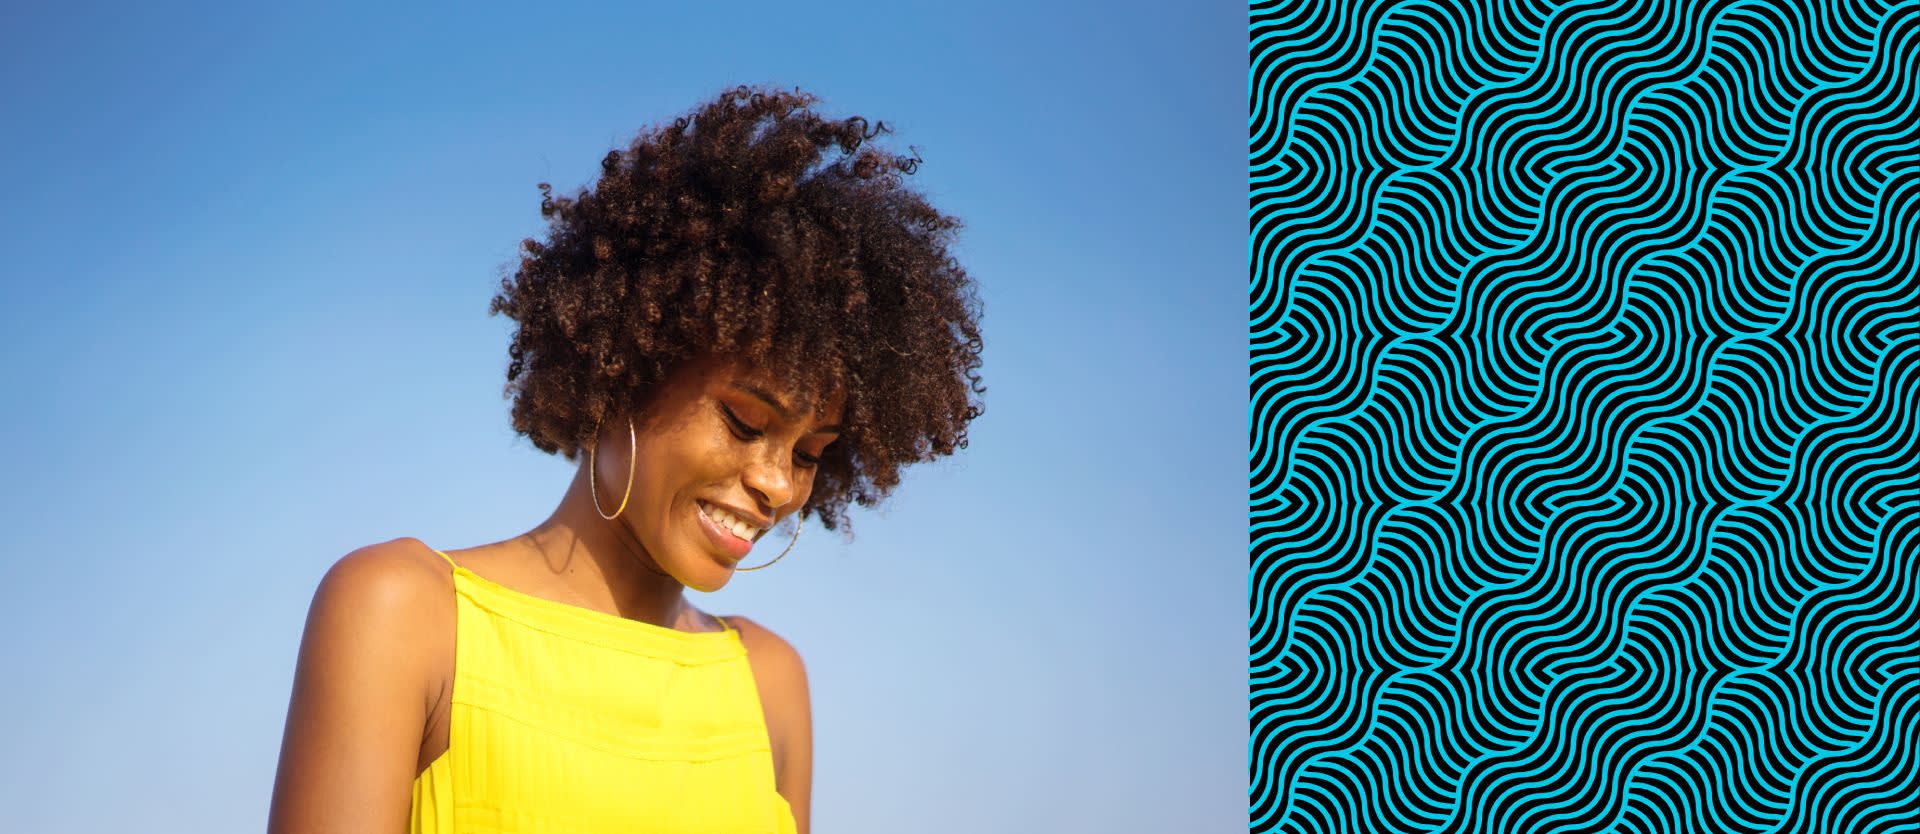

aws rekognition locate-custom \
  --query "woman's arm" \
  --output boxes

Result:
[733,616,814,834]
[774,650,813,834]
[267,544,442,833]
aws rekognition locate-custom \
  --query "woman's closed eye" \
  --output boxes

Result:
[720,404,822,467]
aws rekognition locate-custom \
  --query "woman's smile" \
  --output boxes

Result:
[695,499,758,561]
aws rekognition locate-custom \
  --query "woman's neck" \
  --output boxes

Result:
[508,462,696,630]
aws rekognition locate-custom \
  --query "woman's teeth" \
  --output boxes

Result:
[699,501,760,541]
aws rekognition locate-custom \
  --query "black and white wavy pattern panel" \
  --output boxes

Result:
[1249,0,1920,831]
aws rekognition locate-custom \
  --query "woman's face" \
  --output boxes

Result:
[592,353,845,592]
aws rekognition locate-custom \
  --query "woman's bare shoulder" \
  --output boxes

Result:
[316,537,455,609]
[297,537,455,693]
[726,616,805,666]
[724,616,810,742]
[268,537,453,830]
[300,537,457,695]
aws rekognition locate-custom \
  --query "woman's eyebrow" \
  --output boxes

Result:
[728,382,843,434]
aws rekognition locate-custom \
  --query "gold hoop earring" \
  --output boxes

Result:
[735,517,800,571]
[589,415,636,520]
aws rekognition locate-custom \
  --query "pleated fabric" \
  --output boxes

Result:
[410,548,797,834]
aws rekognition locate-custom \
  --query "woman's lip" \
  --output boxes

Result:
[696,501,754,561]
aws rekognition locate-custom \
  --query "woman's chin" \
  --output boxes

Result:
[684,574,730,593]
[674,554,736,593]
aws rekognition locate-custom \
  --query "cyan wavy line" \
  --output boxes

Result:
[1251,0,1920,830]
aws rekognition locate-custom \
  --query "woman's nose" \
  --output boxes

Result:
[741,453,797,509]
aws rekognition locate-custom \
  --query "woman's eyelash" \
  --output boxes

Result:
[720,405,761,437]
[721,404,821,466]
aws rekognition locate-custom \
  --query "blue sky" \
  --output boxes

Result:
[0,1,1240,831]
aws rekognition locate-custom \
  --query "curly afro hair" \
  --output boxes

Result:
[487,83,986,536]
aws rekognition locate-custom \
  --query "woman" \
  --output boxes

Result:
[267,84,985,834]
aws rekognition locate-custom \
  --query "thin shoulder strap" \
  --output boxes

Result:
[714,613,737,635]
[426,546,459,571]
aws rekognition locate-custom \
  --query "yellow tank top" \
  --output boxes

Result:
[410,547,798,833]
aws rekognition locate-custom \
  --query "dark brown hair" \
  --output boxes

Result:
[488,84,985,536]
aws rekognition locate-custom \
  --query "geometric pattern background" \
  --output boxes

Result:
[1250,0,1920,830]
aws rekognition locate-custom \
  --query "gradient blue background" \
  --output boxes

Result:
[0,2,1238,831]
